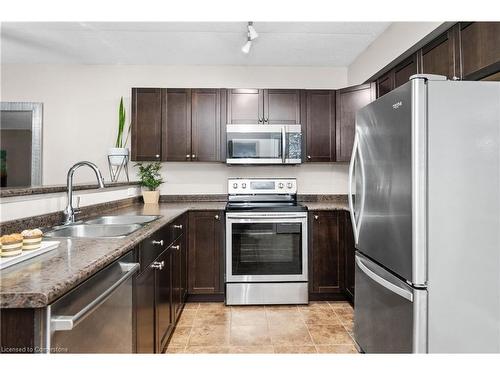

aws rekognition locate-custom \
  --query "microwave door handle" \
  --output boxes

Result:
[50,262,139,331]
[281,126,286,163]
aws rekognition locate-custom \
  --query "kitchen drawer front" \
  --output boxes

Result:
[166,214,186,246]
[139,225,170,272]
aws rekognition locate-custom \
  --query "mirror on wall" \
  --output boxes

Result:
[0,102,43,188]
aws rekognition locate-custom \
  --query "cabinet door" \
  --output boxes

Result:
[264,89,301,124]
[460,22,500,80]
[131,88,163,161]
[156,250,173,352]
[191,89,222,161]
[226,89,263,124]
[335,83,376,162]
[376,71,395,98]
[188,211,224,295]
[394,54,419,88]
[343,212,356,302]
[309,211,343,296]
[164,89,192,161]
[135,265,156,353]
[421,26,460,80]
[171,238,183,321]
[304,90,335,162]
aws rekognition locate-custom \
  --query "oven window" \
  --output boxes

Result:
[227,132,282,159]
[231,222,302,275]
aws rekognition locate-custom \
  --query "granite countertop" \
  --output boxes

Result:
[0,202,226,309]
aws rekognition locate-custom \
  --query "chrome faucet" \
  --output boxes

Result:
[63,161,105,225]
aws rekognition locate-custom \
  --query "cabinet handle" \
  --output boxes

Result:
[172,224,183,229]
[307,155,311,160]
[191,154,196,159]
[171,245,180,251]
[186,154,191,159]
[314,215,319,220]
[258,117,263,123]
[151,261,164,270]
[152,240,164,246]
[155,154,160,158]
[452,76,460,81]
[264,118,269,123]
[215,214,220,220]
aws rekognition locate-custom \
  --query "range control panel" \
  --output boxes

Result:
[228,178,297,195]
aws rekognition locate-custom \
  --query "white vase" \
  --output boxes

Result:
[142,190,160,204]
[108,147,129,166]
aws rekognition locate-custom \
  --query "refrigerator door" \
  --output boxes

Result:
[354,253,427,353]
[353,78,427,284]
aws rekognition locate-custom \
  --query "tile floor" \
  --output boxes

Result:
[165,301,358,354]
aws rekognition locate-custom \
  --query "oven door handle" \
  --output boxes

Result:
[226,214,307,220]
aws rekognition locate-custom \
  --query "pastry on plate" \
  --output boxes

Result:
[0,233,24,257]
[21,228,43,251]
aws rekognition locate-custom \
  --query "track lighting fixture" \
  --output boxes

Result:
[241,22,258,54]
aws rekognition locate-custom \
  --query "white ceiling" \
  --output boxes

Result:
[0,22,390,66]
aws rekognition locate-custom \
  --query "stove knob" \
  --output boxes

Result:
[232,183,238,189]
[287,182,293,189]
[242,183,247,189]
[278,183,284,189]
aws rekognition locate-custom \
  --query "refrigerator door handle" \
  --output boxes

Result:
[355,255,413,302]
[348,131,365,244]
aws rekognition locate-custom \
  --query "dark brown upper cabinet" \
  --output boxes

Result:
[226,89,263,124]
[309,211,344,299]
[460,22,500,80]
[226,89,301,124]
[376,71,395,98]
[335,83,376,162]
[303,90,336,162]
[420,25,460,80]
[131,88,164,161]
[264,89,301,124]
[164,89,192,161]
[191,89,223,161]
[394,54,420,89]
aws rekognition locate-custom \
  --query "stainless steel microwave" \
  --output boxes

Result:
[226,124,302,164]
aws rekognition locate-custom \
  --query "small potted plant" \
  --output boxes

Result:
[108,97,131,166]
[135,162,163,204]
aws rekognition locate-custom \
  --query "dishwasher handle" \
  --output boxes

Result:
[51,262,139,331]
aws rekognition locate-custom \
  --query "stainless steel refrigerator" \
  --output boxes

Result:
[348,74,500,353]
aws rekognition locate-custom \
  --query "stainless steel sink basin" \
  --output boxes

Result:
[84,215,160,225]
[44,223,143,238]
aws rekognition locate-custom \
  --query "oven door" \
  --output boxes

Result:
[225,211,308,282]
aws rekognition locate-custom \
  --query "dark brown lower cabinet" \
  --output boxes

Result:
[308,211,344,300]
[135,263,156,353]
[156,248,173,352]
[188,210,224,299]
[342,211,356,303]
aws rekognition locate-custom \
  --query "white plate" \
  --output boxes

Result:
[0,240,60,270]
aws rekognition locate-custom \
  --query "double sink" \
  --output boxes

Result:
[44,215,161,238]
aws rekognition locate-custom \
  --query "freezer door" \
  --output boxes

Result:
[353,79,426,284]
[354,253,427,353]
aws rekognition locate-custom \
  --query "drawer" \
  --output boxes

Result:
[139,225,170,272]
[166,214,186,245]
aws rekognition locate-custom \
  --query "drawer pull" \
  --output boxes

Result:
[314,215,319,220]
[172,224,183,229]
[151,261,164,270]
[215,214,220,220]
[152,240,164,246]
[171,245,180,251]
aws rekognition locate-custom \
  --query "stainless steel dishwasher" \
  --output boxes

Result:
[44,251,139,353]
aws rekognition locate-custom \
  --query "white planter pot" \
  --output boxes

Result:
[142,190,160,204]
[108,147,129,166]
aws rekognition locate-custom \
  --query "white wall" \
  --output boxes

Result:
[1,64,348,194]
[348,22,444,85]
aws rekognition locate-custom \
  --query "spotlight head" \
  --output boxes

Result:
[248,24,258,40]
[241,39,252,54]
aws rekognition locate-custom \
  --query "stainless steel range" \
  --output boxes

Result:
[225,178,308,305]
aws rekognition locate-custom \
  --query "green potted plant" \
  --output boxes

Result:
[135,162,164,204]
[108,96,131,166]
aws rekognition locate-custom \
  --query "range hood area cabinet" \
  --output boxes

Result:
[131,88,225,162]
[226,89,301,125]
